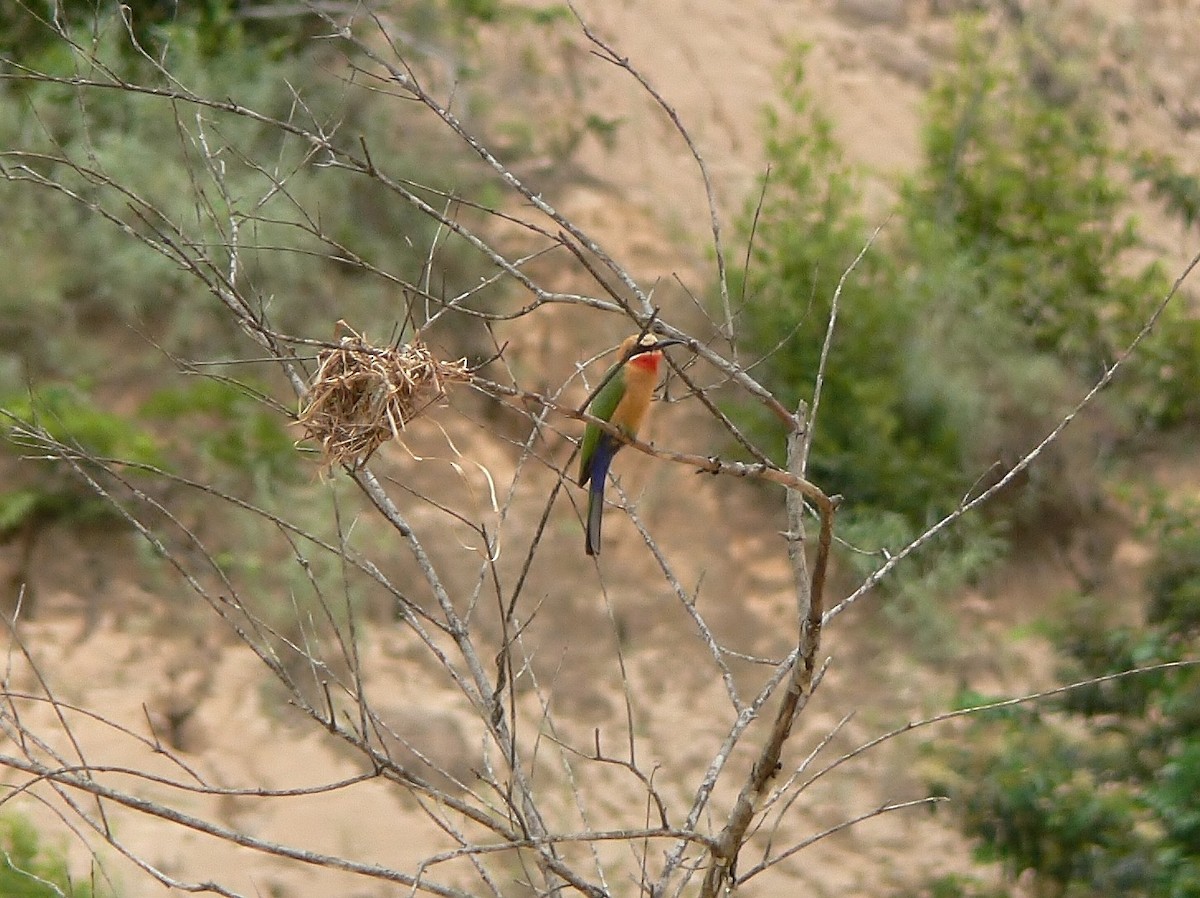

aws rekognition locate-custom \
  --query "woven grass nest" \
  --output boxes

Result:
[297,325,468,471]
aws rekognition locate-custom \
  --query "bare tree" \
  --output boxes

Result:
[0,4,1196,898]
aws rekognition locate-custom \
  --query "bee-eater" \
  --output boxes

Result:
[578,332,683,556]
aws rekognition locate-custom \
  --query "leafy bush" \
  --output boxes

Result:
[141,378,298,491]
[0,8,490,386]
[0,812,100,897]
[733,16,1200,545]
[2,383,162,465]
[840,511,1007,661]
[0,382,163,549]
[0,1,318,65]
[0,4,499,573]
[907,31,1148,363]
[732,51,931,516]
[902,22,1198,429]
[1133,151,1200,234]
[1144,500,1200,638]
[924,498,1200,896]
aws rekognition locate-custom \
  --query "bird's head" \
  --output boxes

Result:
[623,332,685,372]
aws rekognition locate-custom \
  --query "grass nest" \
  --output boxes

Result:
[297,325,469,472]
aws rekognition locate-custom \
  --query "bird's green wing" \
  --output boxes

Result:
[577,364,627,486]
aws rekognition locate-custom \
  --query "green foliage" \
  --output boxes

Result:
[734,50,928,516]
[733,16,1200,559]
[1144,500,1200,639]
[390,0,568,45]
[449,0,504,23]
[0,8,488,383]
[0,812,98,897]
[3,383,162,466]
[1133,151,1200,233]
[446,0,572,29]
[0,4,501,609]
[908,873,1008,898]
[925,499,1200,897]
[733,40,1030,529]
[840,511,1007,662]
[934,701,1151,894]
[907,27,1152,366]
[141,378,298,490]
[903,22,1195,429]
[0,490,42,538]
[0,375,296,543]
[0,382,163,536]
[0,1,318,64]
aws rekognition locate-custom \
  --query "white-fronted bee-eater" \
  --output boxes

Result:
[577,332,684,556]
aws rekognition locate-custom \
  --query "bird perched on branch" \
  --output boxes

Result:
[578,332,684,556]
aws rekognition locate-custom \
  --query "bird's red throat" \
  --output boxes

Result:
[628,351,662,373]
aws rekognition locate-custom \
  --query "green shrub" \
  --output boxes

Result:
[733,51,939,519]
[0,8,491,384]
[902,21,1199,429]
[1,376,300,549]
[924,499,1200,896]
[141,378,298,491]
[1133,151,1200,233]
[908,33,1140,362]
[0,1,318,65]
[0,812,99,897]
[2,383,162,465]
[840,511,1007,662]
[0,382,163,544]
[733,16,1200,548]
[1144,500,1200,638]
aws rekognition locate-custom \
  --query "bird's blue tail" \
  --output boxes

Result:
[585,439,618,556]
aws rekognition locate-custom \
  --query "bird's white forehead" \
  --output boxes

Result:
[637,333,658,347]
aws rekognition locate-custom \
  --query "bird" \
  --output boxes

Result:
[578,332,684,556]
